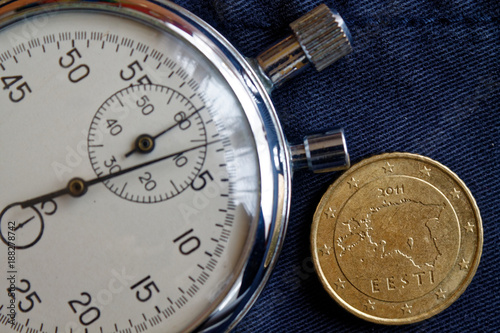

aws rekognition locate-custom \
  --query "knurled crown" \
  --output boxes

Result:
[289,4,352,71]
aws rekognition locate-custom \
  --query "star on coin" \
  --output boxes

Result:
[459,258,470,270]
[401,303,412,314]
[420,165,431,177]
[464,222,475,233]
[450,188,461,199]
[311,153,483,325]
[382,162,394,173]
[324,207,336,218]
[347,177,359,189]
[319,244,332,256]
[334,278,346,290]
[435,288,446,299]
[364,299,376,311]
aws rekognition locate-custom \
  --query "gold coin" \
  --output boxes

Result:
[311,152,482,324]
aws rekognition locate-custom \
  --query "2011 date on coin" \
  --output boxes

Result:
[311,152,482,325]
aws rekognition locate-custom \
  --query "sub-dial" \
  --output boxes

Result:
[0,203,44,249]
[88,84,208,203]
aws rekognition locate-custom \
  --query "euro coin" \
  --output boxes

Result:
[311,153,482,324]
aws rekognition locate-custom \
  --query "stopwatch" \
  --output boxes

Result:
[0,1,351,332]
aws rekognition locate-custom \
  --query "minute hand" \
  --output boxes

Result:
[19,140,221,208]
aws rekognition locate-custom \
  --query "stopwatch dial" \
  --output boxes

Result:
[0,6,260,333]
[88,84,207,203]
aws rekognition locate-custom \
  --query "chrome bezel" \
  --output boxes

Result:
[0,0,291,331]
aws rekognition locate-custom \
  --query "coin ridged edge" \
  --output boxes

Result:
[311,152,483,325]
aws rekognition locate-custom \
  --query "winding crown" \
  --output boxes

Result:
[289,4,352,71]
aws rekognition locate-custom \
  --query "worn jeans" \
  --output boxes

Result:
[175,0,499,331]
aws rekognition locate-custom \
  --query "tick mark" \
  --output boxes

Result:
[116,96,124,107]
[120,182,128,196]
[167,91,174,104]
[170,180,180,193]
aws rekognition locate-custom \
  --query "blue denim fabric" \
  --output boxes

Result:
[175,0,499,331]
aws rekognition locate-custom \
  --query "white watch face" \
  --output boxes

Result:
[0,7,260,333]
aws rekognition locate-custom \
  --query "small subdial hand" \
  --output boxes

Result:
[13,216,35,231]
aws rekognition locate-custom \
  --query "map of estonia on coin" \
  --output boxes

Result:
[311,153,482,324]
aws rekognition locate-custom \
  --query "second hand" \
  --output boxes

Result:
[18,140,222,209]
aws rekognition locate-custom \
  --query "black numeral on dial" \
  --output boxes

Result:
[1,75,32,103]
[191,170,214,191]
[130,275,160,302]
[174,229,201,255]
[136,95,155,115]
[120,60,152,85]
[139,172,157,191]
[104,155,121,174]
[68,292,101,326]
[106,119,123,136]
[59,47,90,83]
[174,111,191,130]
[12,279,42,313]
